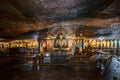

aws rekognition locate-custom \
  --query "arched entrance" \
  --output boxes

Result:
[38,24,84,64]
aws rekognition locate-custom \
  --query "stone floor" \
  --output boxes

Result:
[100,55,120,80]
[0,56,120,80]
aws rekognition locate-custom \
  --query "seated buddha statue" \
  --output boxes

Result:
[55,33,67,48]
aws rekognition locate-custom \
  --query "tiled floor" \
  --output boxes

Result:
[0,56,120,80]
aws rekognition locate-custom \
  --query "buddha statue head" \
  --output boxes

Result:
[59,33,63,39]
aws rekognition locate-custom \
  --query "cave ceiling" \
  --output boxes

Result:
[0,0,120,40]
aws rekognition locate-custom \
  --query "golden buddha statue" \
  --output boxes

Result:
[55,33,67,48]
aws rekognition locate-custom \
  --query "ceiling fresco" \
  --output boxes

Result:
[0,0,120,39]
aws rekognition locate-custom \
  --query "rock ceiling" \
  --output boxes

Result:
[0,0,120,40]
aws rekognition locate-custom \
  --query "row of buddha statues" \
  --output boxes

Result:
[0,39,38,49]
[1,39,120,50]
[84,39,120,49]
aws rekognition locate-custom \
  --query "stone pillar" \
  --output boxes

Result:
[114,40,117,49]
[111,40,113,48]
[118,39,120,53]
